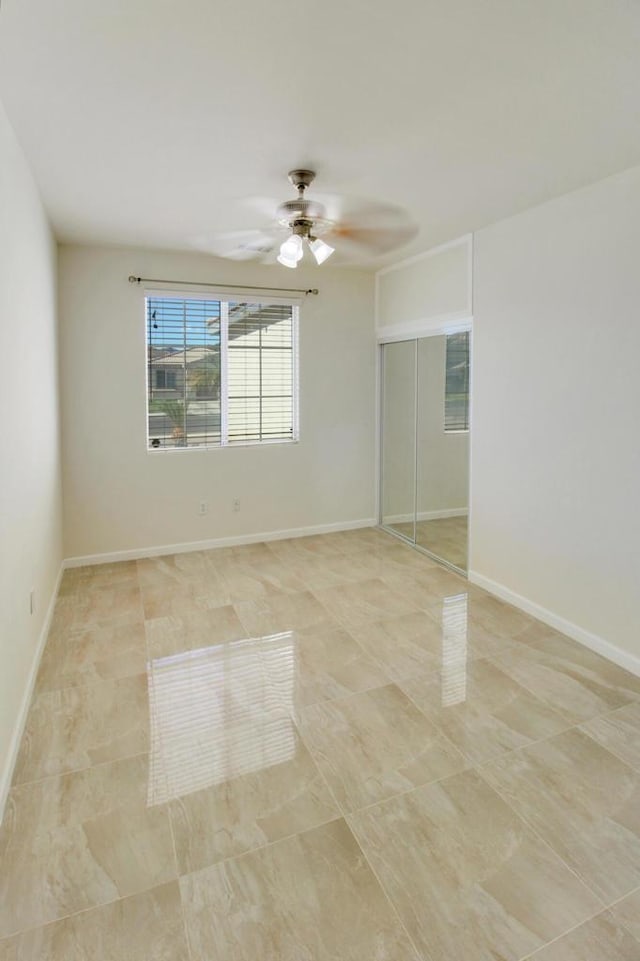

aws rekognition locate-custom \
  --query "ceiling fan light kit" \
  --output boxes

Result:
[276,170,335,268]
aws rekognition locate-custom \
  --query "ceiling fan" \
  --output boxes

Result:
[197,169,418,268]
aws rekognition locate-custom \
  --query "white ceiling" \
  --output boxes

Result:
[1,0,640,267]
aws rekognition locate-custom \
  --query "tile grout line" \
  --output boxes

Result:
[290,664,475,824]
[344,820,432,961]
[172,810,345,882]
[473,763,612,912]
[401,679,598,772]
[165,798,194,961]
[472,762,640,961]
[577,708,640,775]
[484,644,640,722]
[517,880,640,960]
[395,660,573,765]
[288,710,429,961]
[469,700,640,775]
[142,588,194,959]
[573,737,640,775]
[33,664,147,698]
[516,909,612,961]
[143,602,196,958]
[9,749,152,794]
[294,676,636,825]
[0,881,182,945]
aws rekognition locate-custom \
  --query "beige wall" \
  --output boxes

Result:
[471,165,640,667]
[0,101,62,809]
[58,245,376,558]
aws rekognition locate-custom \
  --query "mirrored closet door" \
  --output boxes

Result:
[380,339,417,542]
[380,330,470,573]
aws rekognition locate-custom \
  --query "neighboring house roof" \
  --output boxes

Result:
[226,304,292,341]
[149,308,290,364]
[153,347,218,367]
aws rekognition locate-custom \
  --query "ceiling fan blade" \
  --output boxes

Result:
[241,195,285,223]
[312,193,414,230]
[191,229,282,261]
[323,222,418,258]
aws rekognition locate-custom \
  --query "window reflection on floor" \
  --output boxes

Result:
[440,593,468,707]
[147,632,296,805]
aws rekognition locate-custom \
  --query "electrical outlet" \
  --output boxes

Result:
[233,498,241,512]
[29,589,35,615]
[198,501,208,516]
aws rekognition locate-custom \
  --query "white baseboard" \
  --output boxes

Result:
[468,570,640,678]
[64,517,378,568]
[419,508,468,521]
[383,508,468,525]
[0,564,64,823]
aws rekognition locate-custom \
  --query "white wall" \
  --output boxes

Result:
[58,245,376,559]
[471,165,640,667]
[0,101,63,811]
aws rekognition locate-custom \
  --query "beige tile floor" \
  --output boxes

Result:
[1,527,640,959]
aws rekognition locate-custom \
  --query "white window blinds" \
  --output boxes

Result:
[146,295,298,450]
[227,303,295,444]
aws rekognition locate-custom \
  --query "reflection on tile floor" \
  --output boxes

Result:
[2,527,640,959]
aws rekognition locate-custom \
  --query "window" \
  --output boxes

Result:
[146,295,298,450]
[155,369,177,391]
[444,331,470,431]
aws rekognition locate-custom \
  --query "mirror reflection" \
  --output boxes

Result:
[381,339,417,542]
[416,333,469,569]
[381,331,470,571]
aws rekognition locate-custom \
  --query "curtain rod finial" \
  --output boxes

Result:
[307,289,319,296]
[128,275,141,284]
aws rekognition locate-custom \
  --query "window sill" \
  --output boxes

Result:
[146,439,300,454]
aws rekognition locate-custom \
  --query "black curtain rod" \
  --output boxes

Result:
[128,275,318,295]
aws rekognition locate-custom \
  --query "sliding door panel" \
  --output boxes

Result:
[381,340,417,542]
[416,333,470,571]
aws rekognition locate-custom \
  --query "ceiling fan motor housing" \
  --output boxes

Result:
[277,198,325,224]
[276,169,327,229]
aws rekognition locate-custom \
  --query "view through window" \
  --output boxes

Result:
[146,295,298,450]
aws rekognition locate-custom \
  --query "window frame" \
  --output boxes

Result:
[144,288,301,453]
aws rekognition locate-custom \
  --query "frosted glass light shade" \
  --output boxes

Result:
[277,251,298,268]
[309,237,335,264]
[279,234,304,262]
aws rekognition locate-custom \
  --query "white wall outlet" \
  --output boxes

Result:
[233,498,241,512]
[29,589,35,615]
[198,501,208,516]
